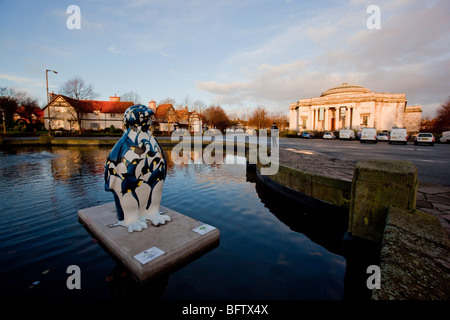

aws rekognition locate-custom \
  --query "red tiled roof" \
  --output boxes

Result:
[154,104,175,118]
[176,107,190,121]
[80,100,134,113]
[49,95,133,113]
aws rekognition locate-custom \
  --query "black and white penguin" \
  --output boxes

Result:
[104,104,170,232]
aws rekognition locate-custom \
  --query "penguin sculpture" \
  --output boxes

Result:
[104,104,170,232]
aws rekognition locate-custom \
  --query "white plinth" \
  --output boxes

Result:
[78,202,220,282]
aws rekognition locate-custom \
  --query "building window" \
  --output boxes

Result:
[340,107,346,119]
[319,108,324,121]
[362,115,369,126]
[301,117,308,129]
[90,122,100,129]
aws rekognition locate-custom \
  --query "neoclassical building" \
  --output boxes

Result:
[289,83,422,134]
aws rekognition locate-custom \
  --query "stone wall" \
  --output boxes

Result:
[372,206,450,300]
[256,160,352,209]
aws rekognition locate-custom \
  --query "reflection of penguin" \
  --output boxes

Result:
[105,105,170,232]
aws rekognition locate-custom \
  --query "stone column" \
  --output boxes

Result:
[334,108,339,131]
[348,160,418,242]
[314,108,319,131]
[346,107,351,129]
[324,108,329,131]
[289,107,299,131]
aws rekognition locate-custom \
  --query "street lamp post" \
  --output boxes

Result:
[46,69,58,136]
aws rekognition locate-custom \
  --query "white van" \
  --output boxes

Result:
[389,127,408,145]
[440,131,450,143]
[360,127,377,143]
[339,129,355,140]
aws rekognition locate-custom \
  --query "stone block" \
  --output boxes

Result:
[349,160,418,242]
[288,167,313,196]
[311,181,344,207]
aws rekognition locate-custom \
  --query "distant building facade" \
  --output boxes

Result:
[289,83,422,134]
[43,95,203,133]
[43,94,133,131]
[151,101,202,133]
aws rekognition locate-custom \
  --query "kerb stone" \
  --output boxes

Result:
[349,160,418,242]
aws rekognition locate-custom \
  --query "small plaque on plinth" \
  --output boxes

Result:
[192,224,216,235]
[134,247,165,265]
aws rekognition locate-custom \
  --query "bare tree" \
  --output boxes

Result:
[192,100,206,126]
[158,97,176,106]
[434,97,450,132]
[0,87,25,133]
[181,95,191,108]
[270,112,289,131]
[203,105,230,132]
[121,91,141,104]
[60,77,98,134]
[248,105,270,129]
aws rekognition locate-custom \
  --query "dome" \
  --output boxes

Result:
[320,82,371,97]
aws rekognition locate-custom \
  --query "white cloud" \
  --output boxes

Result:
[197,0,450,117]
[0,74,43,88]
[107,46,136,56]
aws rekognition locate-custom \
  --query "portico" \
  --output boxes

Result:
[289,83,422,135]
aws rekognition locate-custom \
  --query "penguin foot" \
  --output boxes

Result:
[141,212,171,226]
[108,220,148,233]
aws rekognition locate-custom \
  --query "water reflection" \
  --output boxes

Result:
[0,146,348,300]
[249,170,348,256]
[50,147,108,183]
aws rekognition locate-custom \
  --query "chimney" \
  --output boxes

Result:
[49,91,56,102]
[110,94,120,102]
[149,100,156,112]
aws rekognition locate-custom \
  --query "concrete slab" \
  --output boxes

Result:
[78,202,220,282]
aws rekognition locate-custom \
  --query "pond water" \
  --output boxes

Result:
[0,146,349,300]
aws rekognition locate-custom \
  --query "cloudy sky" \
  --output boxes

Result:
[0,0,448,118]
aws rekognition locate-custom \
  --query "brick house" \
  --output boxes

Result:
[150,100,202,133]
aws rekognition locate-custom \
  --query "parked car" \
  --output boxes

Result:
[440,131,450,143]
[301,131,314,139]
[323,132,336,140]
[414,132,435,146]
[389,127,408,145]
[360,127,377,143]
[339,129,355,140]
[377,132,390,141]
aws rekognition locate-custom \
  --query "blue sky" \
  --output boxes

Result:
[0,0,449,118]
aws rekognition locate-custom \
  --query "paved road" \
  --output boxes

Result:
[278,138,450,187]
